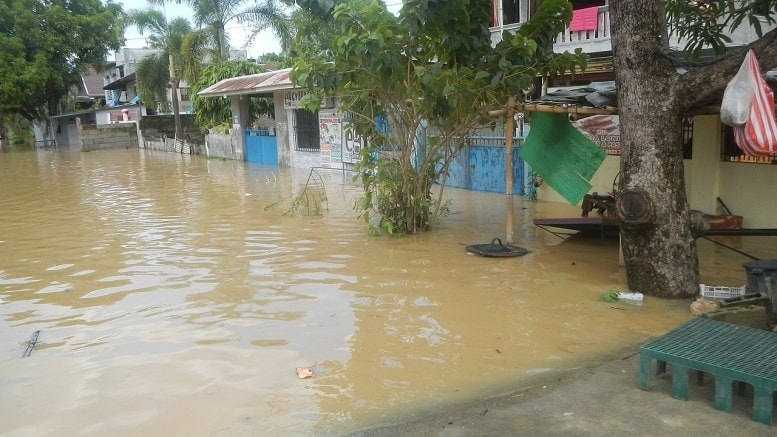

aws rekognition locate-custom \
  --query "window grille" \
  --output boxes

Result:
[294,109,320,151]
[682,116,693,159]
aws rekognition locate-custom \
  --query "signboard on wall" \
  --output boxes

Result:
[283,90,308,109]
[284,90,337,110]
[573,115,621,155]
[342,126,364,164]
[319,112,342,167]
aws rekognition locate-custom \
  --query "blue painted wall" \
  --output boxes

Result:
[245,129,278,165]
[445,143,524,194]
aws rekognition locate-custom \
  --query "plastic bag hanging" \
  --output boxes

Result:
[731,50,777,155]
[721,50,757,126]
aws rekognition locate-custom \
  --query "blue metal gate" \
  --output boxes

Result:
[445,137,525,194]
[245,128,278,165]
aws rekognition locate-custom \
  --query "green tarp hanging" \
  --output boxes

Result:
[519,112,606,205]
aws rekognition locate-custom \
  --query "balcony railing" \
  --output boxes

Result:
[489,6,612,53]
[555,6,611,50]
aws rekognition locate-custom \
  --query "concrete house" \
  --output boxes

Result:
[198,68,364,170]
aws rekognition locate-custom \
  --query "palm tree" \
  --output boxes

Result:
[181,0,293,63]
[126,7,194,143]
[240,0,294,54]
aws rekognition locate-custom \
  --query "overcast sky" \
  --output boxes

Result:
[119,0,403,60]
[119,0,283,59]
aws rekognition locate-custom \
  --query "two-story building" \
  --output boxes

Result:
[489,0,777,229]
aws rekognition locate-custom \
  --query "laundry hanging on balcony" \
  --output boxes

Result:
[721,49,777,156]
[569,7,599,32]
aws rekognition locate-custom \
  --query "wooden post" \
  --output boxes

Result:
[505,96,516,244]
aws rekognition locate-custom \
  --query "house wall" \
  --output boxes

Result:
[282,90,333,169]
[48,118,81,149]
[96,105,146,125]
[57,118,82,148]
[684,115,721,214]
[536,114,777,228]
[688,115,777,228]
[36,113,96,148]
[717,163,777,228]
[291,148,323,169]
[202,132,241,160]
[447,144,525,194]
[80,124,138,151]
[274,92,292,166]
[140,114,205,144]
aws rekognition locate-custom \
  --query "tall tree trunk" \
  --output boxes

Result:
[610,0,699,298]
[217,25,227,63]
[168,52,182,145]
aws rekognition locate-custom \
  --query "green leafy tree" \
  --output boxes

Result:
[256,52,295,69]
[284,3,337,61]
[135,53,171,112]
[126,6,195,141]
[190,60,273,130]
[292,0,584,234]
[0,0,123,121]
[611,0,777,297]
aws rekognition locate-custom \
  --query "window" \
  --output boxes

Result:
[572,0,606,9]
[718,124,774,163]
[721,123,743,161]
[179,88,190,102]
[682,116,693,159]
[503,0,519,25]
[294,109,320,151]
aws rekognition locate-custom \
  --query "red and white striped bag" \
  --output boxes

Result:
[731,50,777,155]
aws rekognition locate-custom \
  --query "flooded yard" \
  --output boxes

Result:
[0,148,769,436]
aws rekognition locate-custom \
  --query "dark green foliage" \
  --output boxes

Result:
[256,52,296,69]
[292,0,586,234]
[666,0,777,56]
[136,54,172,113]
[0,0,123,120]
[190,60,273,129]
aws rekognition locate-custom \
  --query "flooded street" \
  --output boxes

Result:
[0,148,770,436]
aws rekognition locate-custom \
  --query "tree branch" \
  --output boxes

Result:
[678,27,777,109]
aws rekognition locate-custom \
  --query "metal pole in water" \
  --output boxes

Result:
[505,96,516,244]
[23,330,40,358]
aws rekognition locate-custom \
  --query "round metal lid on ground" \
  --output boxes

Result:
[466,238,530,257]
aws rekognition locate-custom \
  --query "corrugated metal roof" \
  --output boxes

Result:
[198,68,294,98]
[103,72,136,91]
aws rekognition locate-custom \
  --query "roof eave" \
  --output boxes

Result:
[197,83,297,98]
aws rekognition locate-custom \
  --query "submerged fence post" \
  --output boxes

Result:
[505,97,516,244]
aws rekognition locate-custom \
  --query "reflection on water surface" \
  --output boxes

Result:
[0,149,770,436]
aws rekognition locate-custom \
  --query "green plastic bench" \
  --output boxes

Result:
[640,317,777,425]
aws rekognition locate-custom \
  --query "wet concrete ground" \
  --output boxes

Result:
[351,345,776,436]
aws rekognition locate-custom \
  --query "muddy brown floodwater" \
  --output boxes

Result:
[0,148,773,436]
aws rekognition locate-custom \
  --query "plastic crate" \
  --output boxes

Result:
[699,284,748,300]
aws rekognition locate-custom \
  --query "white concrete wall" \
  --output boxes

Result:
[684,115,721,214]
[273,92,292,167]
[717,161,777,228]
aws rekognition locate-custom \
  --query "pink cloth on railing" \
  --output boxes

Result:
[569,7,599,32]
